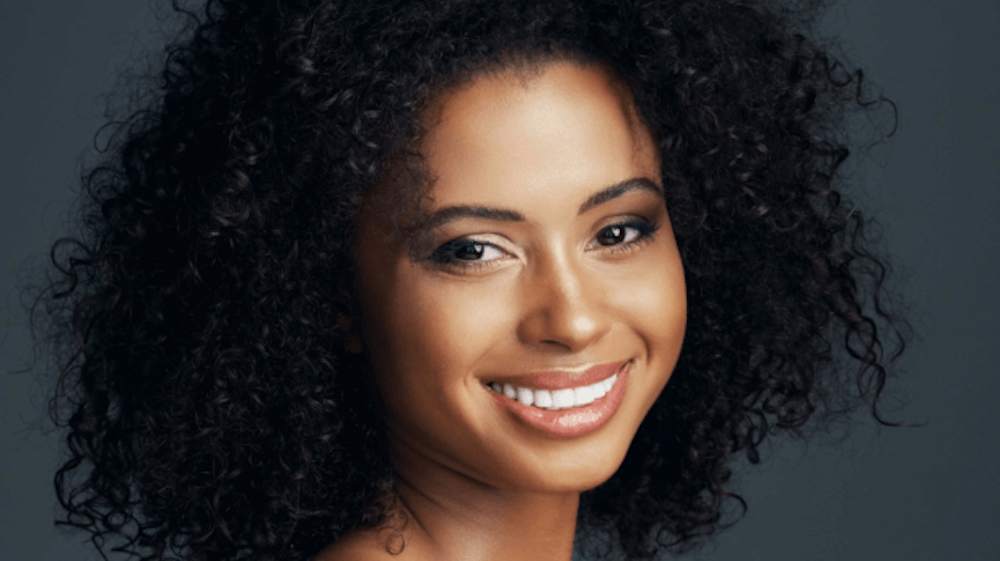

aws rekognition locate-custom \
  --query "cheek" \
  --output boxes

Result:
[614,248,687,375]
[644,261,686,340]
[362,264,522,456]
[364,264,517,396]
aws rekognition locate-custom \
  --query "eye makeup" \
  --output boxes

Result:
[586,218,660,254]
[426,215,661,273]
[429,238,512,271]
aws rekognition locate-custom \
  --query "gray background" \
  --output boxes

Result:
[2,1,997,559]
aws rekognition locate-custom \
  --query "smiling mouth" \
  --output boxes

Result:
[485,364,624,410]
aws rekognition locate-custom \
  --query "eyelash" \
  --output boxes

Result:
[430,239,506,271]
[429,218,660,271]
[588,219,660,254]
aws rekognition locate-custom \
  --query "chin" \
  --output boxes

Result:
[508,425,638,494]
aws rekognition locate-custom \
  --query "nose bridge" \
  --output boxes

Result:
[518,244,610,350]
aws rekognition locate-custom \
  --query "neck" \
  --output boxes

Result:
[389,437,580,561]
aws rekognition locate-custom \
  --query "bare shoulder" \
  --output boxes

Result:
[313,527,408,561]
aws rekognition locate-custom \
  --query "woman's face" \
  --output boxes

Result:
[354,61,686,493]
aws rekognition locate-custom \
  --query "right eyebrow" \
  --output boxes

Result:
[418,205,526,231]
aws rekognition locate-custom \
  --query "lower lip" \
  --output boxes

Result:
[490,362,631,438]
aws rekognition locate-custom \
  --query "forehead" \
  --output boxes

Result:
[418,61,659,213]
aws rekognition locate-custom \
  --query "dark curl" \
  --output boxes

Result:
[40,0,907,559]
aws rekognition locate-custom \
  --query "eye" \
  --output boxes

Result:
[589,219,659,251]
[594,224,639,246]
[431,238,507,266]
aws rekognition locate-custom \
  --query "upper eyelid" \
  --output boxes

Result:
[589,219,656,240]
[459,239,509,257]
[447,234,516,254]
[593,214,649,228]
[590,216,657,236]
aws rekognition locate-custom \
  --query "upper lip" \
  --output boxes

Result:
[486,360,629,391]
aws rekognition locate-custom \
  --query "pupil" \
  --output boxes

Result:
[457,243,485,259]
[600,226,625,245]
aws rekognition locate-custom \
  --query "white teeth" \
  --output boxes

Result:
[604,374,617,393]
[552,389,575,409]
[503,383,517,399]
[487,368,622,410]
[534,389,553,409]
[573,385,595,406]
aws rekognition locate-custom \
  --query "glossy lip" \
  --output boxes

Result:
[490,361,632,438]
[488,360,628,390]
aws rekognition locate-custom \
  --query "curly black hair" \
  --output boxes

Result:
[40,0,907,559]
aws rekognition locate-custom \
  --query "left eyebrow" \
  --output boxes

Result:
[576,177,663,214]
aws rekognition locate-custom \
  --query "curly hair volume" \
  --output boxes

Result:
[40,0,906,559]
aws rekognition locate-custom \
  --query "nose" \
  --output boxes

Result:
[516,250,612,351]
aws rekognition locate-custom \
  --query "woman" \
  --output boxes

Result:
[42,0,906,559]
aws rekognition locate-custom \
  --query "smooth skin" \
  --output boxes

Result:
[318,61,687,561]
